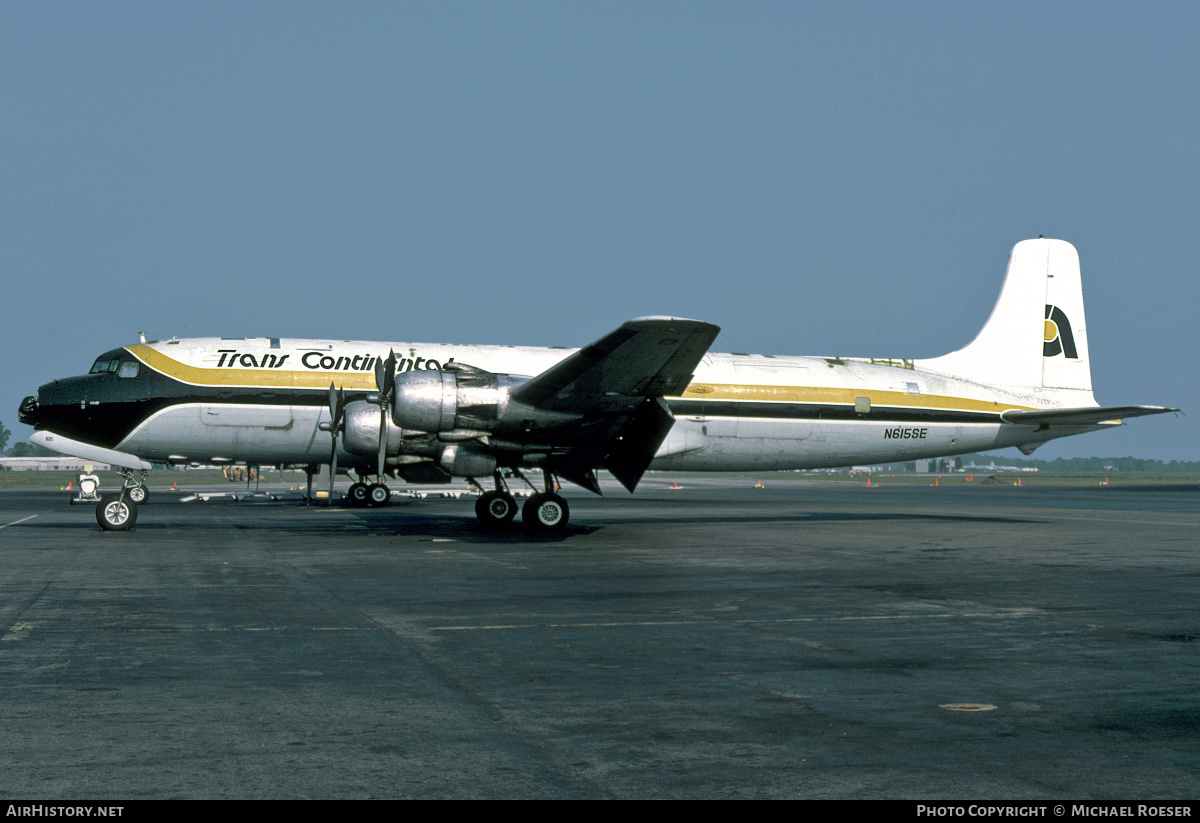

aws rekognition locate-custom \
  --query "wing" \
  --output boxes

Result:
[511,317,720,493]
[1000,405,1179,426]
[510,316,720,413]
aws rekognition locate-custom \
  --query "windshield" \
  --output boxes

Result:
[89,359,118,374]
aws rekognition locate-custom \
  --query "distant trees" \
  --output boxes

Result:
[0,422,55,457]
[7,442,55,457]
[957,452,1200,473]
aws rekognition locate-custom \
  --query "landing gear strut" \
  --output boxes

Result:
[96,468,147,531]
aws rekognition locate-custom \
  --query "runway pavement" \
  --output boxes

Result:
[0,477,1197,798]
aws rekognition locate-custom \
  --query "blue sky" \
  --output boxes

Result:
[2,2,1195,460]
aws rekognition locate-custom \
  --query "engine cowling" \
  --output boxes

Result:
[390,365,585,446]
[342,400,406,456]
[391,369,515,434]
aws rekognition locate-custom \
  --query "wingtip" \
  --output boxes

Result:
[625,316,721,333]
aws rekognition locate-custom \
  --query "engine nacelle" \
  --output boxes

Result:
[438,442,497,477]
[391,369,517,434]
[343,400,407,456]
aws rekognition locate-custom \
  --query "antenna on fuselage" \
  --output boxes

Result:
[138,330,147,343]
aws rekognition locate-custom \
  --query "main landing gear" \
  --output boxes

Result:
[345,478,392,508]
[96,469,148,531]
[473,469,569,532]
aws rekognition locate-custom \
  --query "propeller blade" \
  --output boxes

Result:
[377,403,388,480]
[374,354,387,397]
[373,353,396,482]
[379,347,398,400]
[325,382,344,504]
[328,436,338,505]
[327,383,343,427]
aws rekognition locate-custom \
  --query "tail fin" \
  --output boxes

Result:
[920,238,1093,393]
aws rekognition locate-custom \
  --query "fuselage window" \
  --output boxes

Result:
[118,361,140,378]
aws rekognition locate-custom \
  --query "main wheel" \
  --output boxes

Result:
[475,490,517,528]
[367,483,391,507]
[96,494,137,531]
[522,492,569,532]
[347,482,369,506]
[127,484,149,504]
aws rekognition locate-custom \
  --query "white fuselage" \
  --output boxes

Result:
[109,337,1103,472]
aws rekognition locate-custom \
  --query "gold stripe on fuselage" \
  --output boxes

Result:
[681,383,1030,414]
[127,344,1030,415]
[127,344,381,390]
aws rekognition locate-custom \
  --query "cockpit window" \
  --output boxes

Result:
[118,361,140,378]
[89,359,118,374]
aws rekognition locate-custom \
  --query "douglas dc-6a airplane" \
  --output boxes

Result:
[19,238,1177,531]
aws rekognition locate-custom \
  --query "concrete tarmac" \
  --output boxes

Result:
[0,477,1197,798]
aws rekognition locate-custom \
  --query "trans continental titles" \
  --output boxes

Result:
[213,349,447,372]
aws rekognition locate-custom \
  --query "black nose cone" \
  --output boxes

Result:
[18,395,38,427]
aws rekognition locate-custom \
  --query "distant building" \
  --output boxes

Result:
[0,457,111,472]
[915,458,958,474]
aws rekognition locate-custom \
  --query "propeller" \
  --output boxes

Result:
[373,350,397,481]
[318,382,346,504]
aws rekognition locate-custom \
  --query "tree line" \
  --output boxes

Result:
[958,452,1200,473]
[0,421,54,457]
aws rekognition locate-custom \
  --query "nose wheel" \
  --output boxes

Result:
[94,469,148,531]
[96,493,137,531]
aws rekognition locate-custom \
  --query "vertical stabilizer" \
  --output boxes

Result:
[920,238,1092,393]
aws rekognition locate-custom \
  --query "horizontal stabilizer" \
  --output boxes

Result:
[30,431,153,471]
[1000,405,1179,426]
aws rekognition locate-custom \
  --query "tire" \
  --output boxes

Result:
[522,492,569,532]
[127,484,149,504]
[347,482,369,506]
[475,490,517,528]
[96,494,137,531]
[368,483,391,507]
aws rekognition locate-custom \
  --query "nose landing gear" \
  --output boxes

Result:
[96,469,148,531]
